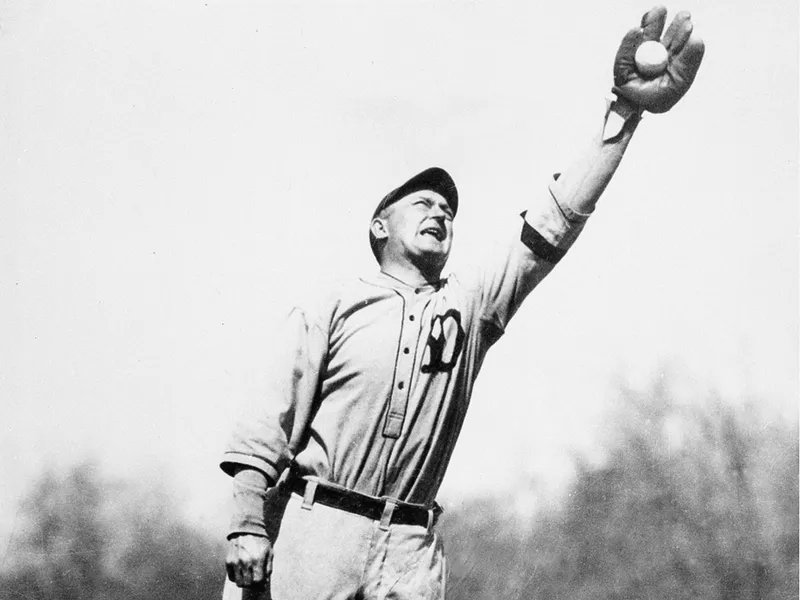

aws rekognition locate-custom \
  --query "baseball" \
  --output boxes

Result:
[635,40,669,78]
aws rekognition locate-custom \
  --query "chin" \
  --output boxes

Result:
[419,251,450,273]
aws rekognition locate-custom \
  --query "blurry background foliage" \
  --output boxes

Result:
[2,375,796,600]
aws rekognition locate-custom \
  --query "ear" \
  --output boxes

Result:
[370,217,389,241]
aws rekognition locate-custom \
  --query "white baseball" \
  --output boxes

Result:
[635,40,669,78]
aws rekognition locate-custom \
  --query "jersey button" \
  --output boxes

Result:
[398,381,405,389]
[403,347,410,354]
[409,315,415,322]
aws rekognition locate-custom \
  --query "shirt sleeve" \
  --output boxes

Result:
[220,305,328,483]
[472,174,590,341]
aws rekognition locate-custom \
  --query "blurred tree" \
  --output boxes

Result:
[0,461,226,600]
[2,376,796,600]
[444,377,798,600]
[441,496,531,599]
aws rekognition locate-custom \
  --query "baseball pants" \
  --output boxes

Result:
[222,487,446,600]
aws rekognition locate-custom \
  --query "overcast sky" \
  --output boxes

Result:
[1,0,797,540]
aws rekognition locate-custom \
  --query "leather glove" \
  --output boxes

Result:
[613,5,705,114]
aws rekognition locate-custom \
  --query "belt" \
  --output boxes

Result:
[287,474,440,530]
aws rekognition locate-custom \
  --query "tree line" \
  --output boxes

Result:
[2,378,796,599]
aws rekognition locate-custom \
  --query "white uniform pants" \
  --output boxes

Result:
[223,490,446,600]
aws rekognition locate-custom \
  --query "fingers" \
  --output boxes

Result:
[226,545,254,586]
[640,5,667,41]
[226,543,238,582]
[671,32,706,86]
[265,549,274,581]
[619,27,643,57]
[681,33,706,71]
[614,27,644,86]
[231,558,255,587]
[663,11,693,53]
[251,555,265,586]
[615,5,667,86]
[226,536,271,588]
[662,10,690,50]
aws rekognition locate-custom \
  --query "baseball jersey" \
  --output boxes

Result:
[221,178,588,506]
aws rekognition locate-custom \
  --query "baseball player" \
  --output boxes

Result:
[221,6,704,599]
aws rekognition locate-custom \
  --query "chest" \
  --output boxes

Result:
[326,291,471,383]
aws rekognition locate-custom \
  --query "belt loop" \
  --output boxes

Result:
[379,500,397,531]
[426,508,435,533]
[301,479,318,511]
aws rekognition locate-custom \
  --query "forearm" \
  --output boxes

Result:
[228,465,272,539]
[551,95,641,217]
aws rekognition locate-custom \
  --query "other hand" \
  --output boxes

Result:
[226,534,273,588]
[614,5,705,113]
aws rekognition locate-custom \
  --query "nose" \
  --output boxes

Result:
[429,204,448,220]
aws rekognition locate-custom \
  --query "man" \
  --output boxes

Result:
[221,6,704,599]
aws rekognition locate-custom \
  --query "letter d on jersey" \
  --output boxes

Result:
[421,310,465,374]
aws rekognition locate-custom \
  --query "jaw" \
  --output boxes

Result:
[380,244,449,283]
[379,227,453,282]
[411,245,450,279]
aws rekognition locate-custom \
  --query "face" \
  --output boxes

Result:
[373,190,454,274]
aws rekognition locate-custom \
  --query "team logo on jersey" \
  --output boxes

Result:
[421,309,465,374]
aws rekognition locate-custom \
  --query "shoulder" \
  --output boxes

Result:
[285,274,377,327]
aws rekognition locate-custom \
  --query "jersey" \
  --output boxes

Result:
[221,178,588,507]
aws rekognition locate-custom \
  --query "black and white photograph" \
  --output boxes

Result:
[1,1,797,599]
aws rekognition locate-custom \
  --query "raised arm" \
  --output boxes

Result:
[554,5,705,217]
[473,6,704,338]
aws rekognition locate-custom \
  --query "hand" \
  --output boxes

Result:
[226,534,274,588]
[613,5,705,114]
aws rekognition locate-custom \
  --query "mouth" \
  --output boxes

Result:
[420,226,445,242]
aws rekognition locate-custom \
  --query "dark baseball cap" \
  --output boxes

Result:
[371,167,458,219]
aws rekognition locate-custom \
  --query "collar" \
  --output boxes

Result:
[361,270,445,294]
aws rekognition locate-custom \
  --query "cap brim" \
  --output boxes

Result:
[372,167,458,218]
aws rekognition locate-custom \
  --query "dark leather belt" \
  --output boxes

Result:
[287,475,439,529]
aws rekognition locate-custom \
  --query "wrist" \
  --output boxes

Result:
[602,91,643,142]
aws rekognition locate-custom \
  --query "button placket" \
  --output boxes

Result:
[382,294,421,439]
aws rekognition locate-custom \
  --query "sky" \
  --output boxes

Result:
[1,0,797,541]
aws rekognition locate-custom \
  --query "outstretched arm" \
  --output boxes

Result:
[474,7,704,335]
[554,5,705,217]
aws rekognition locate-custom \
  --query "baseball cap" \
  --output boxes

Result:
[371,167,458,219]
